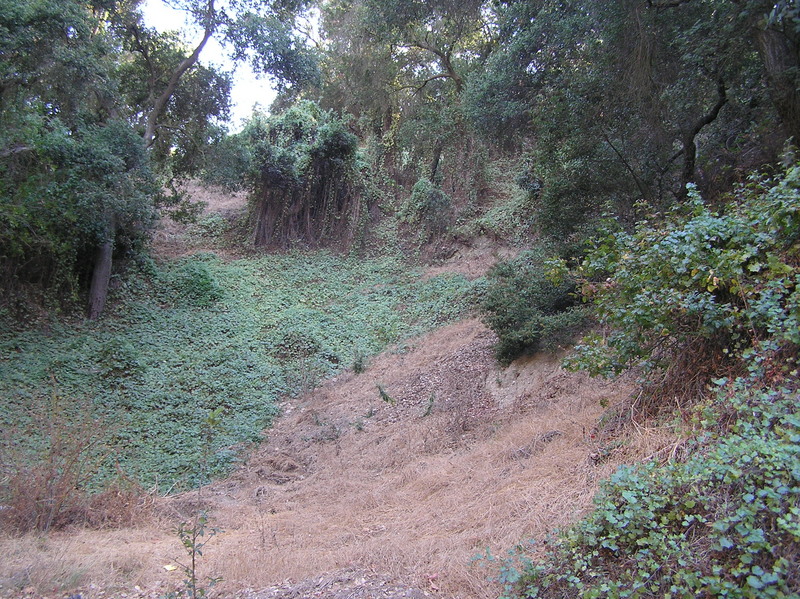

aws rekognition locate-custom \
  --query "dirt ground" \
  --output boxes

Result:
[0,186,680,599]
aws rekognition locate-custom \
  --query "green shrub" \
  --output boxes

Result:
[481,249,588,365]
[168,259,224,307]
[399,177,453,234]
[566,164,800,386]
[189,213,228,242]
[97,337,142,378]
[501,381,800,599]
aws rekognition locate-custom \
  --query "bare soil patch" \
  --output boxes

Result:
[151,181,249,260]
[422,237,517,281]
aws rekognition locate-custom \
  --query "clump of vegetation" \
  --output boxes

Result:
[481,249,588,365]
[495,382,800,599]
[493,162,800,598]
[166,259,224,307]
[399,178,453,236]
[244,101,364,248]
[566,164,800,393]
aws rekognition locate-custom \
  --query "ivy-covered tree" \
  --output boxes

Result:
[243,101,362,248]
[316,0,496,232]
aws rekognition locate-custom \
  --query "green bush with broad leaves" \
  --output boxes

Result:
[496,380,800,599]
[481,248,588,365]
[490,164,800,598]
[565,164,800,384]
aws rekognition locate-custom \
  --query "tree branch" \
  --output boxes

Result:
[129,24,159,114]
[647,0,693,9]
[602,132,651,203]
[0,144,34,159]
[143,0,217,147]
[406,37,464,92]
[397,73,452,93]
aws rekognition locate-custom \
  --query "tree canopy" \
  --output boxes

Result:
[0,0,317,317]
[2,0,799,317]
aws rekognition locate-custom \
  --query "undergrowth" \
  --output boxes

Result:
[0,250,479,527]
[489,163,800,598]
[491,380,800,599]
[481,247,588,365]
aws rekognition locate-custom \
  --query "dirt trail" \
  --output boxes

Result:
[0,186,669,599]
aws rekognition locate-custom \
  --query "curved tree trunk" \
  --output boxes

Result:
[678,79,727,198]
[142,0,216,148]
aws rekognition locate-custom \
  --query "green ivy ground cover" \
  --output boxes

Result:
[0,251,480,492]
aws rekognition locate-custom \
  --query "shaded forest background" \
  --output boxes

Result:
[2,0,799,319]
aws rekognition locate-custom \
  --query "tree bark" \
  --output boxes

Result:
[430,139,444,182]
[755,26,800,142]
[87,215,116,320]
[143,0,217,147]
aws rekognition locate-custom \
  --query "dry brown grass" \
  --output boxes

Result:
[151,181,249,261]
[184,319,650,599]
[0,527,174,597]
[0,317,685,599]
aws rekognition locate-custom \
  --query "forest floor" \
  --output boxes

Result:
[0,186,678,599]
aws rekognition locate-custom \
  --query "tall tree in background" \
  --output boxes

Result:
[0,0,319,318]
[317,0,494,214]
[464,0,789,244]
[741,0,800,141]
[115,0,319,150]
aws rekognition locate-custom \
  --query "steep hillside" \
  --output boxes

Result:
[1,316,652,599]
[0,185,673,599]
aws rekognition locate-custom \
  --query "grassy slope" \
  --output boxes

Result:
[0,251,479,494]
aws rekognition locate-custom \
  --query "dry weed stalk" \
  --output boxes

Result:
[0,378,152,533]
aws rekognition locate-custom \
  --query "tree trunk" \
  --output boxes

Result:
[678,79,727,198]
[143,0,216,147]
[430,140,444,182]
[755,27,800,142]
[87,235,114,320]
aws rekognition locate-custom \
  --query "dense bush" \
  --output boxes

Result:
[489,162,800,598]
[0,118,158,310]
[398,178,453,235]
[166,259,224,307]
[566,163,800,389]
[496,380,800,599]
[245,101,364,248]
[481,249,588,365]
